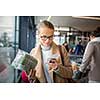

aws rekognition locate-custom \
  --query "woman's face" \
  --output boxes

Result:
[39,26,54,47]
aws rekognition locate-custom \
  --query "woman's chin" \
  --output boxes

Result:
[44,44,50,47]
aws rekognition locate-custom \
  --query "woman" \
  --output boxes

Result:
[22,20,73,83]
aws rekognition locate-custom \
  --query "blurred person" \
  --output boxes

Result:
[63,41,69,52]
[21,20,73,83]
[74,40,84,55]
[75,27,100,83]
[68,41,75,55]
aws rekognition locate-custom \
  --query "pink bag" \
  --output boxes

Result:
[21,71,29,83]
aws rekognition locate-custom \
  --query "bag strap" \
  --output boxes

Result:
[58,45,64,66]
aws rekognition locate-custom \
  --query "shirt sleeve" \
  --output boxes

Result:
[80,42,94,72]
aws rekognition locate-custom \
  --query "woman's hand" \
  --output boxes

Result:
[21,69,36,83]
[71,62,79,71]
[28,69,36,82]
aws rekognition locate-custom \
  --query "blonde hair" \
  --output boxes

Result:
[37,20,54,32]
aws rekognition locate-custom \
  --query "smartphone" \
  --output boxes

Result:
[49,58,56,63]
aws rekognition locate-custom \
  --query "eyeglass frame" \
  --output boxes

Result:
[40,35,54,41]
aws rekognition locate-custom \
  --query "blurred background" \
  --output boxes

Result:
[0,16,100,82]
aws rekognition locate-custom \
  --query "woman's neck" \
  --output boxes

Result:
[41,45,51,51]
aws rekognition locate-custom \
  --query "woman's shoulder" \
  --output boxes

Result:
[30,45,40,54]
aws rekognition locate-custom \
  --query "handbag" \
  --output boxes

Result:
[73,67,90,83]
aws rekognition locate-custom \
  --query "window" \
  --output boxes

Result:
[0,16,19,62]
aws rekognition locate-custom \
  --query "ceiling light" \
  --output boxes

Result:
[47,16,52,21]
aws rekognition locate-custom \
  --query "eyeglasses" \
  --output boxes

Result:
[40,35,53,41]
